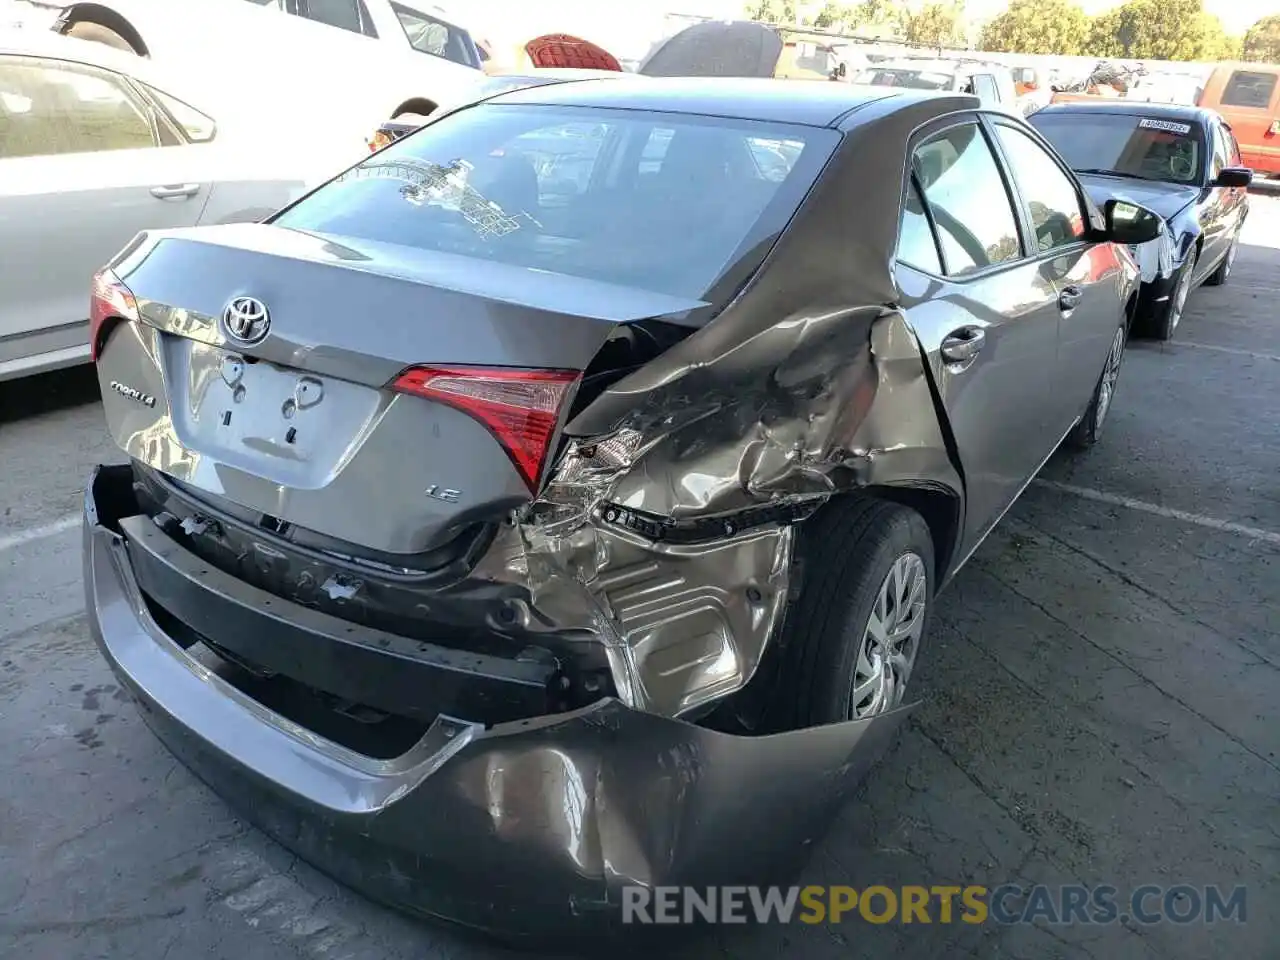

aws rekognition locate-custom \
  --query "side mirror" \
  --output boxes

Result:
[1213,167,1253,188]
[1103,199,1163,245]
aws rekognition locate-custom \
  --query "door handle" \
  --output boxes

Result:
[1058,285,1083,312]
[150,183,200,199]
[940,326,986,364]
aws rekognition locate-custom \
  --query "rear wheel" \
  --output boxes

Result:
[65,21,136,53]
[775,498,935,729]
[1067,322,1126,449]
[1205,230,1239,286]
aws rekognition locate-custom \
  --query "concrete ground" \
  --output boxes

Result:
[2,198,1277,960]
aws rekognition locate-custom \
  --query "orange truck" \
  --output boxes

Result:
[1198,62,1280,176]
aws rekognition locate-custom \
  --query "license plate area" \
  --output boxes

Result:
[164,337,384,488]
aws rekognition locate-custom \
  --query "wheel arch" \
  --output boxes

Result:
[59,3,149,55]
[852,484,962,588]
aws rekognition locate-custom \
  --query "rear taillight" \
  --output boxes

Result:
[89,268,139,362]
[392,366,580,492]
[368,129,394,152]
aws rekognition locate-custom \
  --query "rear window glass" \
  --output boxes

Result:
[275,104,837,301]
[1030,112,1204,184]
[856,68,953,90]
[1220,70,1277,109]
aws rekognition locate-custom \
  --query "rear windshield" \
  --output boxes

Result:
[392,3,479,68]
[855,68,953,90]
[1220,70,1278,109]
[1030,112,1205,184]
[274,104,836,301]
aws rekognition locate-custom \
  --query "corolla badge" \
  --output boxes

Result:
[221,296,271,345]
[109,380,156,408]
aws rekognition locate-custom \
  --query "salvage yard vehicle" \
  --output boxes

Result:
[82,79,1159,939]
[1197,62,1280,177]
[1031,102,1251,340]
[47,0,486,145]
[366,68,638,149]
[0,29,309,381]
[853,58,1020,114]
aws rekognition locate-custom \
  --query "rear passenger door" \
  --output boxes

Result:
[893,118,1063,558]
[987,116,1120,436]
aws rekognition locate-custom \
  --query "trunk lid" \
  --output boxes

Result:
[97,224,704,557]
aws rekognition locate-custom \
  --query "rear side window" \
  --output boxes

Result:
[275,104,838,301]
[972,74,998,103]
[393,4,480,68]
[144,85,216,142]
[0,58,157,159]
[898,178,943,274]
[1220,71,1277,109]
[913,123,1022,276]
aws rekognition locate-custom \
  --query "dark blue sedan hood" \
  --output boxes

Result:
[1076,173,1199,222]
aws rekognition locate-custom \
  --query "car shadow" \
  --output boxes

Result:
[0,365,101,426]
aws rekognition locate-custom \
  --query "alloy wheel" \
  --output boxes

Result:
[850,552,927,719]
[1094,326,1126,433]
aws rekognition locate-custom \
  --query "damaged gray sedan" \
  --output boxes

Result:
[82,78,1161,939]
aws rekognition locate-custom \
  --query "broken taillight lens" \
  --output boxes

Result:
[392,366,580,492]
[89,268,139,362]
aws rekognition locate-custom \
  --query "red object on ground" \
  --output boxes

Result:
[523,34,621,71]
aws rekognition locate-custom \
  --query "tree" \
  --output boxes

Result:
[810,1,905,32]
[900,2,966,48]
[980,0,1088,55]
[1086,0,1240,62]
[745,0,799,24]
[1243,14,1280,62]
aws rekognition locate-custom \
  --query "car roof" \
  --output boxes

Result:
[1035,101,1218,125]
[487,76,947,127]
[873,57,1005,73]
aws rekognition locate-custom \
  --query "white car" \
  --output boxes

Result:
[0,29,313,380]
[48,0,488,141]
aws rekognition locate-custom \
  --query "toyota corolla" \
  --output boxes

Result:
[81,78,1160,940]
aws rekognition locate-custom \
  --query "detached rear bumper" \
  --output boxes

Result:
[83,464,912,942]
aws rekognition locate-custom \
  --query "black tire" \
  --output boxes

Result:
[1067,322,1126,449]
[65,21,137,53]
[1204,231,1239,286]
[1149,255,1195,342]
[774,498,935,730]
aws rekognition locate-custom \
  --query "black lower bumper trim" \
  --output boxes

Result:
[119,513,556,726]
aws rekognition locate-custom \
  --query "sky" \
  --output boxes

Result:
[965,0,1280,33]
[462,0,1280,57]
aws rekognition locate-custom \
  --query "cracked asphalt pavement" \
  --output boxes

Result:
[2,197,1277,960]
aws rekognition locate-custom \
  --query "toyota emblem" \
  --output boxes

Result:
[222,296,270,345]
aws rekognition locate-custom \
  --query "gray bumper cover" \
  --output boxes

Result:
[83,467,913,941]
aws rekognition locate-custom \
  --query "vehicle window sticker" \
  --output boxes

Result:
[1138,118,1192,135]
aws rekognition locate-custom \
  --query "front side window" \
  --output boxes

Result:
[1030,112,1204,185]
[912,123,1022,276]
[394,4,480,68]
[1221,70,1277,109]
[993,124,1087,252]
[1210,125,1230,177]
[0,58,156,159]
[274,104,838,301]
